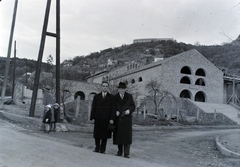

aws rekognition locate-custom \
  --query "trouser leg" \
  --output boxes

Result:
[117,145,123,155]
[53,123,56,131]
[94,138,100,152]
[124,144,130,155]
[100,139,107,153]
[50,123,52,130]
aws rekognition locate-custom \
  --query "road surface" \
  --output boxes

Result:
[0,119,164,167]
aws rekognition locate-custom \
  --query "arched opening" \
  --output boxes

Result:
[195,68,206,76]
[180,76,191,84]
[138,77,143,82]
[180,66,191,75]
[180,89,191,99]
[195,91,206,102]
[195,78,205,86]
[74,91,85,100]
[131,79,135,84]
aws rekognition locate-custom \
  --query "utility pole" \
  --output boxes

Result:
[29,0,52,117]
[55,0,61,106]
[12,40,17,99]
[29,0,61,117]
[0,0,18,108]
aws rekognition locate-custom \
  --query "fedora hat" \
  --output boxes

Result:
[117,82,127,89]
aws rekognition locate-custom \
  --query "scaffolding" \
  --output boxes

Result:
[224,73,240,105]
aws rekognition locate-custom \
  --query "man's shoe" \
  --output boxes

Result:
[93,150,99,153]
[124,154,130,158]
[100,151,105,154]
[116,153,122,156]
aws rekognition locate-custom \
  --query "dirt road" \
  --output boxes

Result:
[0,120,164,167]
[2,115,240,167]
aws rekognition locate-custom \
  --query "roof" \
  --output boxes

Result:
[111,49,217,79]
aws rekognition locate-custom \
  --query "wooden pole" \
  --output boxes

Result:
[29,0,52,117]
[0,0,18,108]
[55,0,61,105]
[12,40,16,99]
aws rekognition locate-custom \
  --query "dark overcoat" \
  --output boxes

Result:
[113,92,135,145]
[42,109,52,124]
[90,92,114,139]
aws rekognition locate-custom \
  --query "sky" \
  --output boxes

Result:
[1,0,240,63]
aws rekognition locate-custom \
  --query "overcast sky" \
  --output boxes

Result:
[1,0,240,63]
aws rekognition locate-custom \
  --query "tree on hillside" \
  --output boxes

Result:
[46,54,54,72]
[145,79,176,119]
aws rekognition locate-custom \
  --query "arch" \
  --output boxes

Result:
[180,89,191,99]
[195,78,205,86]
[180,66,191,75]
[131,79,135,84]
[138,77,143,82]
[180,76,191,84]
[74,91,85,100]
[194,91,206,102]
[195,68,206,76]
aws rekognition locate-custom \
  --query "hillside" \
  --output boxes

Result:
[67,38,240,77]
[2,38,240,87]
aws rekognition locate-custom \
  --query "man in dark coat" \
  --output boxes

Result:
[90,81,114,154]
[113,82,135,158]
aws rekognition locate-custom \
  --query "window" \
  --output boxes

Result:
[180,66,191,74]
[195,91,206,102]
[195,68,206,76]
[195,78,205,86]
[180,89,191,99]
[180,76,191,84]
[138,77,143,82]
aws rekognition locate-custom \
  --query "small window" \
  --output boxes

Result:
[180,66,191,75]
[195,78,205,86]
[131,79,135,84]
[195,68,206,76]
[138,77,143,82]
[180,76,191,84]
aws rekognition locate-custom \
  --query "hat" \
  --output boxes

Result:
[45,85,51,91]
[45,104,52,109]
[117,82,127,89]
[53,103,59,108]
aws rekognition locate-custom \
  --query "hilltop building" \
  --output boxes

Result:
[133,38,175,43]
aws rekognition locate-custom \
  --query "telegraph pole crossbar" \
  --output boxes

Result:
[29,0,61,117]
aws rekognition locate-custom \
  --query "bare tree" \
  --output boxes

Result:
[47,79,73,122]
[59,80,72,118]
[145,79,175,119]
